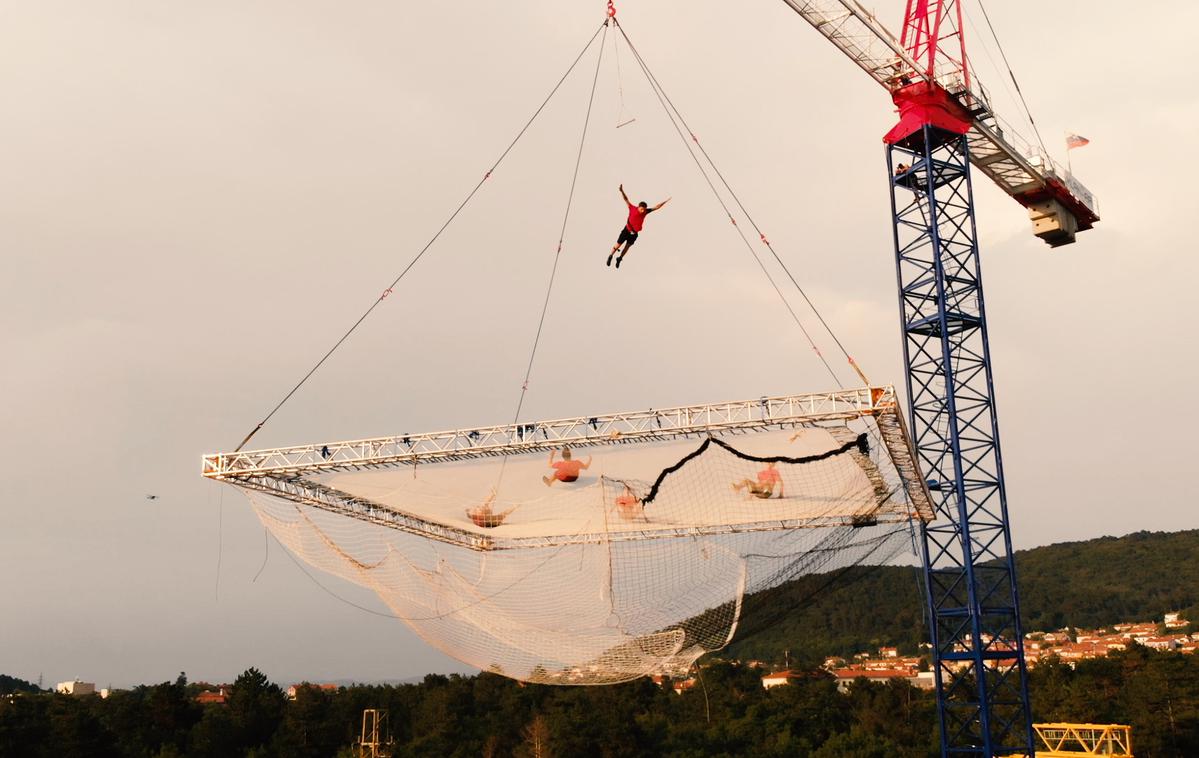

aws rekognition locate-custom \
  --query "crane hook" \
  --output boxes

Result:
[607,1,616,19]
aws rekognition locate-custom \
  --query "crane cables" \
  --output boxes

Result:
[232,21,609,453]
[971,0,1051,160]
[613,19,870,390]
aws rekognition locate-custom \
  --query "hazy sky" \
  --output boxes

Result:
[3,1,1197,689]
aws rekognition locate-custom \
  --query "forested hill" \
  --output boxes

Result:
[725,529,1199,666]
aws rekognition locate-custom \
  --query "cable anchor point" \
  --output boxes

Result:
[607,1,616,19]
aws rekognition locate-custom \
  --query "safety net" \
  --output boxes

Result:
[223,396,932,685]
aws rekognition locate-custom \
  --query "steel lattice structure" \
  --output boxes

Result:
[203,385,934,551]
[782,0,1098,244]
[1034,723,1133,757]
[887,124,1034,755]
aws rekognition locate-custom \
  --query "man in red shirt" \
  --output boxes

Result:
[607,184,670,268]
[542,445,593,487]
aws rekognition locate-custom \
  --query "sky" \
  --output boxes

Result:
[2,0,1197,690]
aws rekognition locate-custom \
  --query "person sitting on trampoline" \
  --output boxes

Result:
[607,184,670,268]
[542,445,592,486]
[732,461,784,499]
[466,488,516,528]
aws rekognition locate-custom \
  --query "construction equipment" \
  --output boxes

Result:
[1035,723,1133,757]
[782,1,1100,755]
[355,709,394,758]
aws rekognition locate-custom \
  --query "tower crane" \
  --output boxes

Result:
[781,1,1101,755]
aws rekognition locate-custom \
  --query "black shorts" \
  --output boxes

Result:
[617,226,639,247]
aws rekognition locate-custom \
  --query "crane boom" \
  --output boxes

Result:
[782,0,1099,246]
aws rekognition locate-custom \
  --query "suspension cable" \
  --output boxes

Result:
[232,21,609,452]
[499,21,610,481]
[974,0,1050,160]
[615,21,868,388]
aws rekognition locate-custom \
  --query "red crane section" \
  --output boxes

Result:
[783,0,1099,246]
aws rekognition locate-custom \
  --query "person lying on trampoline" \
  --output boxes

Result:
[732,461,784,499]
[466,488,516,528]
[607,184,670,268]
[542,445,592,486]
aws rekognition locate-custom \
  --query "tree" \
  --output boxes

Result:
[226,667,286,753]
[517,713,553,758]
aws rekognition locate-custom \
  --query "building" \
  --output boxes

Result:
[672,678,696,695]
[195,688,228,705]
[762,670,798,689]
[286,683,340,700]
[55,680,95,696]
[831,668,926,692]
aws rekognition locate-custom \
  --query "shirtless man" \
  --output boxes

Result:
[732,461,784,499]
[542,445,592,486]
[607,184,670,269]
[465,488,516,528]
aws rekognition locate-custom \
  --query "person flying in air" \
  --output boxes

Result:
[607,184,670,268]
[542,445,592,486]
[731,461,785,499]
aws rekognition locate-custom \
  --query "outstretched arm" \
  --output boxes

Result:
[581,455,593,470]
[548,449,557,465]
[619,184,630,204]
[651,197,671,211]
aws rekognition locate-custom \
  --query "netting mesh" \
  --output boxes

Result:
[240,420,927,684]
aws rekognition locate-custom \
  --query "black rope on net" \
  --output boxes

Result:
[614,20,871,389]
[231,20,610,453]
[640,433,868,506]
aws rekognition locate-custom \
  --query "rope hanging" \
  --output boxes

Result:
[614,20,871,389]
[232,21,609,452]
[498,22,610,482]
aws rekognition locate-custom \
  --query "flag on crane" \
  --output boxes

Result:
[1066,133,1090,150]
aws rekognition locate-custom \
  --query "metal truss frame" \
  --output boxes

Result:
[206,387,892,477]
[204,386,934,552]
[781,0,1098,227]
[887,125,1034,757]
[1034,723,1133,757]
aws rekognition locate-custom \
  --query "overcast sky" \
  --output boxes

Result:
[2,1,1196,689]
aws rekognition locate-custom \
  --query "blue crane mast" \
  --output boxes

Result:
[782,1,1100,755]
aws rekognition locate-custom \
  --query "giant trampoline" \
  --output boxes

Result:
[204,388,931,684]
[203,11,935,687]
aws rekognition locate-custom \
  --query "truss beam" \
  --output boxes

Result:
[781,0,1099,231]
[204,386,934,553]
[204,387,893,479]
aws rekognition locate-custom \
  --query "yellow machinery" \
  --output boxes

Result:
[1034,724,1132,757]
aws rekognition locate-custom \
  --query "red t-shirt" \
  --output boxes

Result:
[626,203,649,233]
[552,459,583,481]
[757,467,781,485]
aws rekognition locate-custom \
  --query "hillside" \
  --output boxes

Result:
[725,529,1199,665]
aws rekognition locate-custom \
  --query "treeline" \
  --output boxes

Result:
[3,647,1199,757]
[727,529,1199,665]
